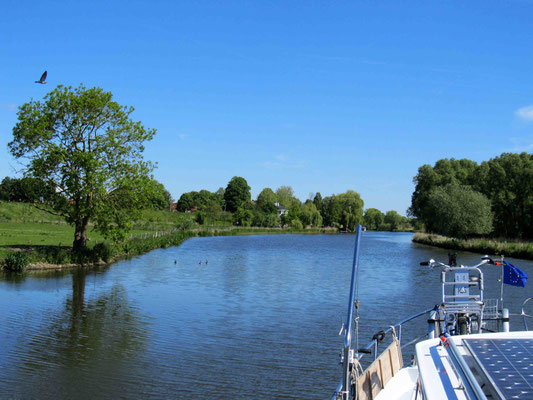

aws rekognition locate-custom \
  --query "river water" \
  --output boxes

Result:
[0,232,531,399]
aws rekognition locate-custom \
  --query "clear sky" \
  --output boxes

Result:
[1,1,532,214]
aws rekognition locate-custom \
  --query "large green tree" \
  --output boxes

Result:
[364,208,385,230]
[275,186,300,209]
[384,210,403,231]
[256,187,277,213]
[409,158,480,220]
[425,183,493,238]
[9,85,156,249]
[410,153,533,239]
[224,176,251,213]
[480,153,533,238]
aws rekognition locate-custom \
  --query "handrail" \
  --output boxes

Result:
[332,305,435,399]
[521,297,533,331]
[357,307,435,361]
[443,336,488,400]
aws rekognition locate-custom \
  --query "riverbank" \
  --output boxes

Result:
[6,226,338,272]
[412,232,533,260]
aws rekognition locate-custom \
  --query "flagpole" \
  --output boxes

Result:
[500,255,505,318]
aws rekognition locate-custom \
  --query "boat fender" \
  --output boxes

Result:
[372,330,386,343]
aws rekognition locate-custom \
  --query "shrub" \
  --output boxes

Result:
[4,251,29,272]
[290,219,303,230]
[92,242,113,262]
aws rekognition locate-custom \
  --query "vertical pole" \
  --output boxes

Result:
[502,308,510,332]
[500,259,505,315]
[341,225,363,400]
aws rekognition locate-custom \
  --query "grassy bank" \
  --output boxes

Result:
[0,202,338,270]
[412,232,533,260]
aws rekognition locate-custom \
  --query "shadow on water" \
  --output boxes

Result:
[0,269,152,399]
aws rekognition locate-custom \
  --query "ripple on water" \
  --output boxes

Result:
[1,233,532,399]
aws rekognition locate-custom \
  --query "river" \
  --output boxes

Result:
[0,232,531,399]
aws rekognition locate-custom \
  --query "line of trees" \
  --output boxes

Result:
[176,176,411,232]
[409,152,533,239]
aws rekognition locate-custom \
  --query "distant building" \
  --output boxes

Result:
[274,202,288,217]
[169,203,178,212]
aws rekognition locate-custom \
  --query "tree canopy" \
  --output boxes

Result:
[9,85,156,248]
[425,183,493,238]
[364,208,385,230]
[409,153,532,239]
[224,177,251,213]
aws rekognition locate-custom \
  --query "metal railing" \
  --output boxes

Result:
[357,307,435,362]
[332,302,435,399]
[442,336,488,400]
[521,297,533,331]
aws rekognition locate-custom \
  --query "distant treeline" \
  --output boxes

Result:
[175,177,412,232]
[0,175,411,232]
[409,152,532,239]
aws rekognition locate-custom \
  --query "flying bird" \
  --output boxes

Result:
[35,71,47,84]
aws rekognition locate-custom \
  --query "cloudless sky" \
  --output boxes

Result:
[1,0,532,214]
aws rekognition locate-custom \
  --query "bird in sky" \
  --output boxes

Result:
[35,71,47,84]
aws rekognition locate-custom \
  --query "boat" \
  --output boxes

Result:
[332,225,532,400]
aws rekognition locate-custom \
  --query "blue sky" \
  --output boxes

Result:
[1,1,532,214]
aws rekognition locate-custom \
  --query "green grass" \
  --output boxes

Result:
[0,201,198,263]
[0,201,336,268]
[413,232,533,260]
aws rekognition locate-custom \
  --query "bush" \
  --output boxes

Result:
[92,242,113,262]
[44,247,71,264]
[290,219,303,230]
[4,251,29,272]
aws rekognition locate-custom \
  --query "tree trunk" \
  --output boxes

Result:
[73,217,89,250]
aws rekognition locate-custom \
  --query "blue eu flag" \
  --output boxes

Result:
[502,261,528,287]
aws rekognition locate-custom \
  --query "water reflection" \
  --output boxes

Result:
[1,269,151,399]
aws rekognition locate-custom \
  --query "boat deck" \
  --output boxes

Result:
[415,332,533,400]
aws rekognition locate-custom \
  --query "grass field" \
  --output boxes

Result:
[0,201,198,260]
[0,201,335,268]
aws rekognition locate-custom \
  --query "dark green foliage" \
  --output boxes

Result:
[0,177,57,203]
[313,192,323,213]
[146,180,173,210]
[410,158,480,220]
[256,188,277,213]
[321,190,364,231]
[481,153,533,238]
[4,251,29,272]
[299,203,322,227]
[410,153,533,239]
[176,192,195,211]
[224,177,251,213]
[177,190,224,213]
[384,210,403,231]
[233,207,253,226]
[425,184,493,238]
[42,247,72,264]
[92,242,113,263]
[364,208,385,230]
